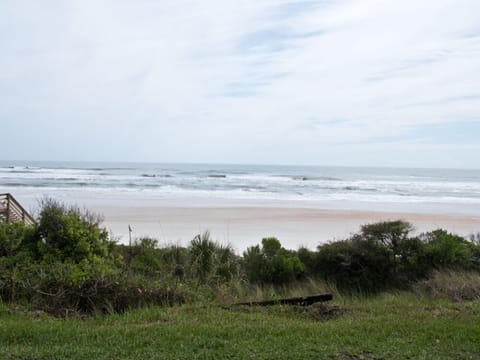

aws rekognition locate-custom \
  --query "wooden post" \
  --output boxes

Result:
[6,194,10,224]
[128,224,133,247]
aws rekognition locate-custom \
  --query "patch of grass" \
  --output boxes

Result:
[210,277,340,305]
[1,294,479,359]
[413,270,480,302]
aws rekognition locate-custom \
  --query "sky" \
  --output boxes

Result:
[1,0,479,168]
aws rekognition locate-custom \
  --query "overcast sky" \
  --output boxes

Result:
[1,0,479,168]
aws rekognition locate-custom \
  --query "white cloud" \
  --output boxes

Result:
[0,0,479,167]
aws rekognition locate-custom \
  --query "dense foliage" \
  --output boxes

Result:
[306,220,480,291]
[1,199,479,314]
[0,200,185,315]
[243,237,304,285]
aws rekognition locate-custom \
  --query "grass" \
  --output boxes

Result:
[1,293,479,359]
[412,270,480,302]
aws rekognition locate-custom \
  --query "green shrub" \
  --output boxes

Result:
[213,243,240,283]
[297,246,316,275]
[0,222,37,301]
[0,199,189,314]
[423,229,474,270]
[158,245,189,280]
[0,221,36,257]
[396,236,429,280]
[360,220,412,273]
[243,237,304,285]
[314,237,392,291]
[129,237,162,277]
[4,200,480,312]
[36,199,111,263]
[466,240,480,270]
[1,258,186,315]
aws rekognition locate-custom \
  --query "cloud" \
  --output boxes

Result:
[0,0,479,168]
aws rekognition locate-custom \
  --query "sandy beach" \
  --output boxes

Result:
[93,204,479,252]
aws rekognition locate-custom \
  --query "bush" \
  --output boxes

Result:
[158,245,189,280]
[0,221,36,258]
[214,243,240,283]
[9,260,185,315]
[314,237,392,291]
[422,229,475,270]
[297,246,316,275]
[36,199,111,263]
[4,200,480,311]
[0,222,37,301]
[360,220,412,273]
[396,236,429,280]
[0,199,189,314]
[129,237,162,277]
[243,237,304,285]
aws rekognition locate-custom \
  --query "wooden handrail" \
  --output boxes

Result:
[0,193,35,225]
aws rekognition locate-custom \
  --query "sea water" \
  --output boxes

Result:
[1,161,479,216]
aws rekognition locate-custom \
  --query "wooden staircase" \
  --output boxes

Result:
[0,193,35,225]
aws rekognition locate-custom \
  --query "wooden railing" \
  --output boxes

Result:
[0,193,35,225]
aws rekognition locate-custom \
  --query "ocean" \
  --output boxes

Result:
[1,161,479,216]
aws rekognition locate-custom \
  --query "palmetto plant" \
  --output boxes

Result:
[189,231,239,284]
[214,243,239,282]
[190,231,216,284]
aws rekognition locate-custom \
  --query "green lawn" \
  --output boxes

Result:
[1,295,479,359]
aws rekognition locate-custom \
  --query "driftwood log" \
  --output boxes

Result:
[236,293,332,307]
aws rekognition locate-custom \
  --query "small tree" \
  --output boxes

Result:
[360,220,413,273]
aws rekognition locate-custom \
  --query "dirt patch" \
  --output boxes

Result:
[226,302,345,321]
[332,351,383,360]
[292,303,346,321]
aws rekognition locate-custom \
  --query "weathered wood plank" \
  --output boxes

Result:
[235,294,333,307]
